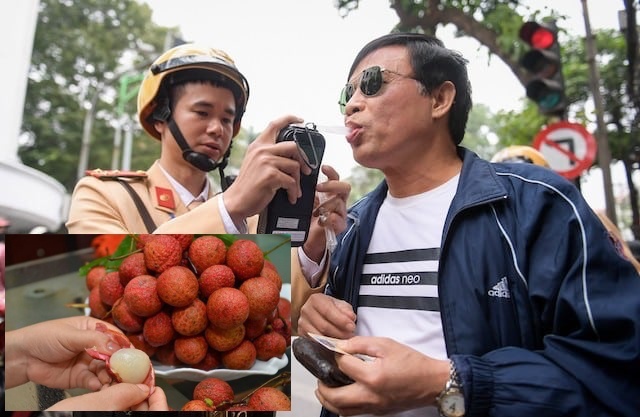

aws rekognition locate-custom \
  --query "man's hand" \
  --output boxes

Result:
[46,383,169,411]
[298,293,357,340]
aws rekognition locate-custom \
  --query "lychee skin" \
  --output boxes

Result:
[88,286,109,319]
[174,335,208,365]
[172,298,208,336]
[226,239,264,281]
[221,339,257,370]
[188,235,227,274]
[247,387,291,411]
[123,274,162,317]
[205,324,246,352]
[239,276,280,320]
[156,266,199,307]
[206,287,250,330]
[111,297,145,333]
[193,377,235,408]
[86,265,107,291]
[143,235,182,273]
[181,399,215,411]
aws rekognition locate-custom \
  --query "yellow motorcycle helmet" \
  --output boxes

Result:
[491,145,550,168]
[137,43,250,140]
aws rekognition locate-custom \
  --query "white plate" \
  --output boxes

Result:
[88,283,291,382]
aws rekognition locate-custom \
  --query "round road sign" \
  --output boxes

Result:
[532,121,597,180]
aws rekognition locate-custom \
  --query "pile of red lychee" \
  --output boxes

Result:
[85,234,291,374]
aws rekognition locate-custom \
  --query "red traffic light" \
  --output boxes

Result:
[519,21,556,49]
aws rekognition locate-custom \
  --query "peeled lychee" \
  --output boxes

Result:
[247,387,291,411]
[109,348,153,384]
[206,287,250,330]
[156,266,199,307]
[226,239,264,281]
[188,235,227,274]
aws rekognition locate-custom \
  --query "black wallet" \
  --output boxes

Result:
[292,336,354,387]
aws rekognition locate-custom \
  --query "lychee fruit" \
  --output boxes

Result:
[123,274,162,317]
[226,239,264,281]
[172,298,208,336]
[270,317,292,347]
[199,264,235,298]
[193,349,221,371]
[247,387,291,411]
[244,316,268,340]
[193,377,235,409]
[126,332,157,358]
[205,324,245,352]
[188,235,227,274]
[143,235,182,273]
[172,234,195,251]
[88,286,109,319]
[154,343,181,366]
[260,260,282,291]
[118,252,148,287]
[239,276,280,320]
[143,310,175,347]
[99,271,124,306]
[111,297,145,333]
[221,339,256,370]
[86,265,107,291]
[174,335,208,365]
[206,287,250,330]
[181,399,215,411]
[253,331,287,361]
[156,266,199,307]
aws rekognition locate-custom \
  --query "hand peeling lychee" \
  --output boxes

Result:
[85,323,155,393]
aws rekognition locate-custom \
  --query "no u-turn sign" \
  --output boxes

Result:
[532,121,597,180]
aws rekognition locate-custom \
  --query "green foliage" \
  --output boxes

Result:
[20,0,170,191]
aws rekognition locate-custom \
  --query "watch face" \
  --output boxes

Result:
[440,391,465,417]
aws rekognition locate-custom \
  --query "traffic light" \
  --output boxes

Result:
[519,20,566,117]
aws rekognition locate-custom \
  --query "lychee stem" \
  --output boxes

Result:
[262,238,291,257]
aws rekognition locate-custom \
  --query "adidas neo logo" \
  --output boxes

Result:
[488,277,511,298]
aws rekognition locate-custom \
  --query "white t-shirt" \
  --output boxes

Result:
[355,174,459,417]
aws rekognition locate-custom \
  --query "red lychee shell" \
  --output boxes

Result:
[143,235,183,273]
[239,276,280,320]
[253,331,287,361]
[156,266,199,307]
[276,297,291,320]
[174,335,208,365]
[188,235,227,274]
[204,324,245,352]
[206,287,250,330]
[181,399,215,411]
[270,317,292,347]
[221,339,256,370]
[193,349,222,371]
[260,260,282,291]
[154,343,182,366]
[226,239,264,281]
[86,265,107,291]
[247,387,291,411]
[99,271,124,306]
[193,377,235,408]
[118,252,149,287]
[244,316,268,340]
[171,298,208,336]
[143,310,175,347]
[172,234,195,251]
[123,274,163,317]
[199,264,235,298]
[88,286,109,319]
[111,297,145,333]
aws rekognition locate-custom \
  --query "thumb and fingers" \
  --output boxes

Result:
[47,383,151,411]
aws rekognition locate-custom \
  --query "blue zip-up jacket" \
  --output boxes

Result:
[322,148,640,417]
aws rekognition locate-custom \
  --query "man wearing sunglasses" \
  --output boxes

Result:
[296,32,640,417]
[66,43,350,236]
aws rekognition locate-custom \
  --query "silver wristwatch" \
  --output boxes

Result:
[436,360,466,417]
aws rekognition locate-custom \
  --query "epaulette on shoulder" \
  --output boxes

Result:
[85,168,148,180]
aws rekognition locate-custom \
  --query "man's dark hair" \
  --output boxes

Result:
[349,32,472,145]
